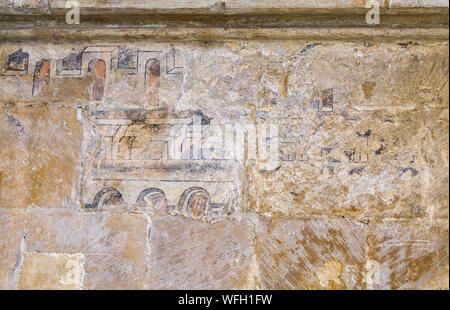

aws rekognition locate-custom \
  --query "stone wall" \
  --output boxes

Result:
[0,1,448,289]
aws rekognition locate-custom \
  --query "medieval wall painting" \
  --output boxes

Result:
[0,39,448,289]
[1,48,29,76]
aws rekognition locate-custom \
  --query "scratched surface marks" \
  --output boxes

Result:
[0,40,448,289]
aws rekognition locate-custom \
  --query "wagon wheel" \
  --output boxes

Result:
[178,187,211,220]
[85,187,123,209]
[136,188,167,214]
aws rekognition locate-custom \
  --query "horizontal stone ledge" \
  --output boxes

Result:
[0,0,448,15]
[0,8,448,19]
[1,1,447,29]
[0,0,448,12]
[0,11,448,29]
[0,27,448,42]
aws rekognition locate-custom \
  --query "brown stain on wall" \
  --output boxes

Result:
[0,104,81,208]
[362,81,376,100]
[146,59,161,108]
[90,59,106,101]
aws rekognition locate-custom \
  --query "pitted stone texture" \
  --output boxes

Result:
[148,215,255,289]
[18,252,84,290]
[0,105,82,208]
[367,221,449,290]
[0,208,26,289]
[256,217,367,290]
[242,43,449,219]
[245,114,437,219]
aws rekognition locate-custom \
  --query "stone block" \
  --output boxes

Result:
[243,43,449,219]
[367,221,449,290]
[81,212,149,289]
[256,217,367,289]
[24,207,82,253]
[148,215,255,289]
[18,252,84,290]
[0,208,26,289]
[83,254,148,290]
[0,104,82,208]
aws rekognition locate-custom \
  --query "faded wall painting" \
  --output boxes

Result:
[0,0,448,291]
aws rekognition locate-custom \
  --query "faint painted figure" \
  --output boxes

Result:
[136,188,168,214]
[178,187,211,220]
[88,59,106,101]
[145,59,160,108]
[56,51,82,76]
[32,60,50,95]
[1,48,29,75]
[85,187,123,209]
